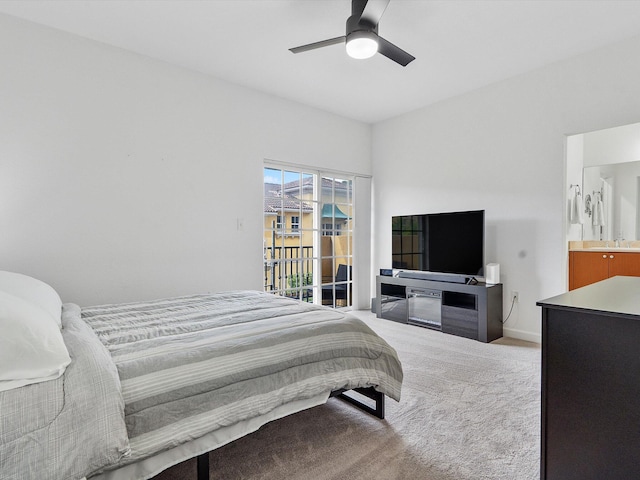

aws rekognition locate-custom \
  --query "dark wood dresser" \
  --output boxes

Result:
[537,276,640,480]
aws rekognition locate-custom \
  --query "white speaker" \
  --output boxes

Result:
[485,263,500,284]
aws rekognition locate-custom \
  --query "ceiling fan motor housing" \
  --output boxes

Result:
[347,0,378,36]
[346,14,378,36]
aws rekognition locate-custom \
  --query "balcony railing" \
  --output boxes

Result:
[264,245,314,301]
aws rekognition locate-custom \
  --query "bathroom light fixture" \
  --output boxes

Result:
[346,30,378,59]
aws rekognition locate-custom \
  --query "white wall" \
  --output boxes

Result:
[583,122,640,167]
[372,34,640,342]
[566,134,584,241]
[0,14,371,306]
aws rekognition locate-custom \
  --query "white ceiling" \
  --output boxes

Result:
[3,0,640,123]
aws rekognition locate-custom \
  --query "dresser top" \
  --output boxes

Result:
[537,276,640,317]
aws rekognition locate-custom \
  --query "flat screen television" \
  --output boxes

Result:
[391,210,485,278]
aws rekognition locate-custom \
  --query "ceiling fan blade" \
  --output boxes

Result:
[377,36,415,66]
[359,0,390,26]
[289,36,346,54]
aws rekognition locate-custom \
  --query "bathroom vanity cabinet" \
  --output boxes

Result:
[568,250,640,290]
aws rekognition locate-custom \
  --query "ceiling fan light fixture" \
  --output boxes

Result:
[289,0,414,66]
[346,30,378,59]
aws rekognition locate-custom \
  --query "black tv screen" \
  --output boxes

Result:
[391,210,485,277]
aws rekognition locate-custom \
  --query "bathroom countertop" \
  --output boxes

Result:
[569,247,640,252]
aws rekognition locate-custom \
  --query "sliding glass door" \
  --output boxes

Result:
[263,164,353,308]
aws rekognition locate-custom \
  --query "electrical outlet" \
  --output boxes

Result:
[511,291,519,303]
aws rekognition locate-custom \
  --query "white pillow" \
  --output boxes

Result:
[0,291,71,392]
[0,271,62,329]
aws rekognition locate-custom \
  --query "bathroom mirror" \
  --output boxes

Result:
[582,161,640,241]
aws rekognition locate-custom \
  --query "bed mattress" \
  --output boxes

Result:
[81,290,403,472]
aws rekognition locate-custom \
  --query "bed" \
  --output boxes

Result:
[0,272,403,480]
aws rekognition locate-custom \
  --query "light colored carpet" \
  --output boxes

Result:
[154,311,541,480]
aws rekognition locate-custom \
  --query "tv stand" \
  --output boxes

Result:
[375,275,503,343]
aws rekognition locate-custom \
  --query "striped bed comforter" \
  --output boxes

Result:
[81,290,403,468]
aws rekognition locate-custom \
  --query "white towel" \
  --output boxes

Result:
[593,198,605,226]
[571,191,584,224]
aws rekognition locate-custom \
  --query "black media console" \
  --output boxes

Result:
[375,275,503,343]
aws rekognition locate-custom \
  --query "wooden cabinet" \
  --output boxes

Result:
[610,251,640,276]
[568,251,609,290]
[569,250,640,290]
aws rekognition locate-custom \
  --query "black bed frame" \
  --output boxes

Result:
[329,386,385,419]
[194,387,385,480]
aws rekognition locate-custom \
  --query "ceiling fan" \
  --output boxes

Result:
[289,0,415,67]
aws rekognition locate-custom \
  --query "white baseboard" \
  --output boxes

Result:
[503,327,541,345]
